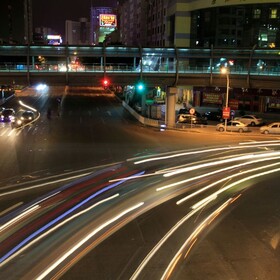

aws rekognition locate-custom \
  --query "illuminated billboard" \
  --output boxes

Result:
[99,14,117,27]
[47,35,62,45]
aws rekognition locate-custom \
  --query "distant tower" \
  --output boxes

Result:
[90,6,115,45]
[24,0,33,44]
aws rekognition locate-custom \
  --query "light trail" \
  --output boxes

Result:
[0,194,120,267]
[0,192,60,232]
[110,151,280,184]
[239,140,280,145]
[133,142,280,165]
[130,195,217,280]
[0,172,93,197]
[163,151,280,177]
[0,171,144,264]
[0,205,40,233]
[36,202,145,280]
[158,155,280,192]
[160,198,236,280]
[191,166,280,210]
[177,160,280,205]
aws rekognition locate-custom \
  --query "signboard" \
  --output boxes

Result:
[222,107,231,119]
[99,14,117,27]
[203,93,222,104]
[47,35,62,45]
[229,99,239,110]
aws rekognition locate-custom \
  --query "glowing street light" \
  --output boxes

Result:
[221,67,230,131]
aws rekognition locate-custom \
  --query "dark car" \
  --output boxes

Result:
[14,110,35,127]
[203,110,223,122]
[20,110,35,122]
[0,108,16,122]
[176,113,208,125]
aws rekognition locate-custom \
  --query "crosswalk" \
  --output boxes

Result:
[0,123,36,137]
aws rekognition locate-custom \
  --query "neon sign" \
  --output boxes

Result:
[99,14,117,27]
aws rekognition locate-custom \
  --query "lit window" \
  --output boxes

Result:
[270,8,277,19]
[253,9,261,19]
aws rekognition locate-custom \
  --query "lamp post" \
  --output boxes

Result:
[221,67,230,131]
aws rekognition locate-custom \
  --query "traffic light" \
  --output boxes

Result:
[136,81,145,93]
[102,77,110,89]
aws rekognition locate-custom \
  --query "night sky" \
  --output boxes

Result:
[33,0,117,35]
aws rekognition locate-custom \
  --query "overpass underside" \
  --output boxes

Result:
[1,72,280,90]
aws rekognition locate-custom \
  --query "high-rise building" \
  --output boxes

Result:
[65,18,91,45]
[0,0,32,44]
[90,6,118,45]
[118,0,280,48]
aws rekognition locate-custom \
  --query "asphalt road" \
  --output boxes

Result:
[0,86,280,280]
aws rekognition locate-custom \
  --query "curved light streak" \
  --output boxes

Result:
[161,199,234,280]
[191,166,280,210]
[130,195,217,280]
[163,151,280,177]
[158,155,280,192]
[132,160,280,279]
[133,143,280,165]
[0,172,93,198]
[37,202,144,280]
[18,100,37,112]
[0,192,60,232]
[0,205,40,232]
[0,194,120,267]
[239,140,280,145]
[177,160,280,205]
[0,172,144,264]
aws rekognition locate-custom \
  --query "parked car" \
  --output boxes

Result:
[216,120,249,132]
[0,108,16,123]
[202,110,223,122]
[178,108,204,117]
[177,113,208,125]
[234,114,263,126]
[260,122,280,134]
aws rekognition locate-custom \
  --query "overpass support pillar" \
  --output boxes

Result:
[166,87,177,128]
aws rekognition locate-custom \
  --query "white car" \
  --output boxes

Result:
[260,122,280,134]
[216,120,249,133]
[234,115,263,126]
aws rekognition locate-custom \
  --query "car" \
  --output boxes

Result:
[0,108,16,122]
[14,110,36,127]
[20,110,35,122]
[216,120,249,132]
[176,113,208,125]
[260,122,280,134]
[202,110,223,122]
[234,114,263,126]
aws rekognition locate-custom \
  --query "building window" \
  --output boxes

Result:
[270,8,277,19]
[253,9,261,19]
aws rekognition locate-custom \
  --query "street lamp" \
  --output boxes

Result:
[221,67,230,131]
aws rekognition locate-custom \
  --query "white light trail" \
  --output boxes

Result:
[191,166,280,210]
[0,205,40,232]
[0,194,120,267]
[36,202,144,280]
[163,151,280,177]
[177,160,280,205]
[18,100,37,112]
[0,172,92,198]
[130,196,221,280]
[133,142,280,165]
[160,199,234,280]
[158,156,280,192]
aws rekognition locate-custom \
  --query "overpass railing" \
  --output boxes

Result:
[0,63,279,77]
[0,45,280,77]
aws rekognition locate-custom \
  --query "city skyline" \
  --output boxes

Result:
[33,0,117,36]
